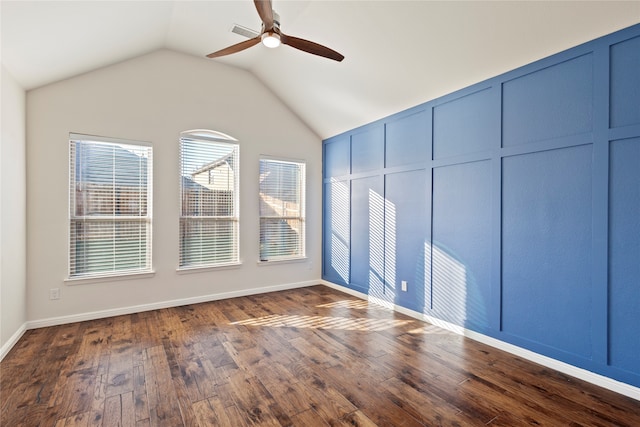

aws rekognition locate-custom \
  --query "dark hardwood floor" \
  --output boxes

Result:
[1,285,639,426]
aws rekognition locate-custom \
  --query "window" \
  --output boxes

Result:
[259,158,306,261]
[179,130,239,268]
[69,134,153,279]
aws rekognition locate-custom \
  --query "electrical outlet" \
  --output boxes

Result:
[50,288,60,300]
[401,281,408,292]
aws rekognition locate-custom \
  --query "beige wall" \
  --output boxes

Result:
[26,49,321,323]
[1,66,27,354]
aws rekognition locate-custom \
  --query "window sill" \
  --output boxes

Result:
[65,270,156,285]
[176,262,242,274]
[257,257,308,266]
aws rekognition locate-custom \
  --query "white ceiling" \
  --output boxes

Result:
[2,1,639,139]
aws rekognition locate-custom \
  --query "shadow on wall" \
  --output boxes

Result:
[328,178,350,284]
[327,186,489,330]
[431,242,488,329]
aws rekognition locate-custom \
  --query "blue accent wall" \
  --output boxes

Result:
[433,160,492,332]
[322,24,640,388]
[502,146,593,358]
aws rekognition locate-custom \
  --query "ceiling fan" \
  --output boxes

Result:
[206,0,344,62]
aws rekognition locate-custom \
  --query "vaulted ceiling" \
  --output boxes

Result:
[2,1,639,139]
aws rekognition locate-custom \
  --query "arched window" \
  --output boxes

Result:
[178,130,239,269]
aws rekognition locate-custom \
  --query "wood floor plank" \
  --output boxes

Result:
[143,345,183,427]
[103,392,135,427]
[224,370,285,426]
[133,364,150,422]
[105,351,134,398]
[72,323,108,372]
[381,375,489,426]
[249,359,301,393]
[121,392,136,427]
[130,311,163,353]
[135,419,151,427]
[192,398,216,426]
[88,374,107,427]
[288,335,342,369]
[2,285,639,426]
[264,380,309,418]
[62,413,90,427]
[280,377,357,424]
[194,337,234,370]
[334,410,379,427]
[62,368,97,417]
[288,408,330,426]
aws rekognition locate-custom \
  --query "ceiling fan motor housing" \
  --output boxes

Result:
[262,11,280,34]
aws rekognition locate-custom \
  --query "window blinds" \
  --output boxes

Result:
[179,135,239,268]
[259,159,306,261]
[69,136,153,278]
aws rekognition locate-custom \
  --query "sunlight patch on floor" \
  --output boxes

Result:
[230,314,410,332]
[407,324,453,335]
[316,299,387,310]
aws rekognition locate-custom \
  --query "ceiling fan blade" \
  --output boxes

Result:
[280,33,344,62]
[206,36,261,58]
[254,0,274,31]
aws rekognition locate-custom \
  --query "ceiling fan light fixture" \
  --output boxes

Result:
[261,32,281,48]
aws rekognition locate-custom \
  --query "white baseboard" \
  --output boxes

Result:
[25,280,317,330]
[0,323,27,361]
[321,280,640,402]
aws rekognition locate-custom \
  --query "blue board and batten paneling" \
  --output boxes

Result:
[502,146,593,359]
[322,23,640,388]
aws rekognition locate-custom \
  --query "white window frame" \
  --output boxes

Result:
[259,156,306,262]
[178,129,240,270]
[67,133,153,281]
